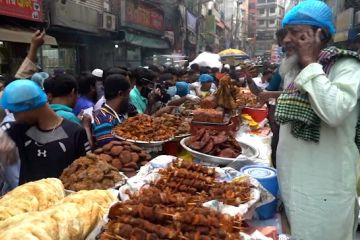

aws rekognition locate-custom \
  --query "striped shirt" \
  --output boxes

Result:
[92,104,137,147]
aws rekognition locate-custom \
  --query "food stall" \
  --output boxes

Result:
[0,74,290,240]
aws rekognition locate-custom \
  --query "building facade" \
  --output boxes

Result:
[255,0,285,57]
[0,0,57,76]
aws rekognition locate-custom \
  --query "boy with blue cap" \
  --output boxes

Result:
[274,1,360,239]
[0,80,89,184]
[194,74,217,98]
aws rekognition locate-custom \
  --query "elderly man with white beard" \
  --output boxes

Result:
[274,1,360,239]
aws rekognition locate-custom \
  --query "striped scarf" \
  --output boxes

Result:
[275,47,360,151]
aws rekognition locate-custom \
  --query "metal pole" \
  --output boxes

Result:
[196,0,201,53]
[234,1,241,49]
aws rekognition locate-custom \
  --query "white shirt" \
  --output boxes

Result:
[253,77,269,90]
[277,58,360,240]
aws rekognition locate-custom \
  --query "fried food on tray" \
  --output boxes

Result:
[158,113,190,136]
[200,95,218,109]
[94,141,151,178]
[61,189,117,214]
[113,114,176,141]
[192,108,224,123]
[0,188,117,240]
[186,129,242,158]
[60,154,124,191]
[0,178,64,222]
[99,159,254,239]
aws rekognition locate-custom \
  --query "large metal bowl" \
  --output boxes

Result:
[180,137,259,166]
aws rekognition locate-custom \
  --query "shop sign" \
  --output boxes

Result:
[256,31,274,40]
[0,0,43,22]
[121,0,164,34]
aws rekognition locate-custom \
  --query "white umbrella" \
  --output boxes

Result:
[189,52,222,69]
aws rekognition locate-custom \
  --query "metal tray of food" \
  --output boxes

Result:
[180,137,259,166]
[112,132,174,147]
[191,115,231,126]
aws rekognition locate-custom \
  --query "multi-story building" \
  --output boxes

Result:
[255,0,285,57]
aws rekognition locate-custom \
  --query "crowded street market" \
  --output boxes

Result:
[0,0,360,239]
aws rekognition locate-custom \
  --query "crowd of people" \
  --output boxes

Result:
[0,1,360,239]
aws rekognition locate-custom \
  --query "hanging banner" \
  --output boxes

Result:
[186,11,197,33]
[121,0,164,35]
[0,0,43,22]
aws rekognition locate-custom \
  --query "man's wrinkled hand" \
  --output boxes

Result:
[296,28,322,67]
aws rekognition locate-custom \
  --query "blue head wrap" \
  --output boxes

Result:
[31,72,49,89]
[282,0,336,35]
[199,74,214,84]
[1,80,48,113]
[176,81,190,97]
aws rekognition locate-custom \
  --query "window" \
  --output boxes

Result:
[258,0,266,3]
[269,7,275,13]
[267,0,275,2]
[258,20,265,25]
[258,9,265,15]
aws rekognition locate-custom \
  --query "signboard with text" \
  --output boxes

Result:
[120,0,164,35]
[0,0,43,22]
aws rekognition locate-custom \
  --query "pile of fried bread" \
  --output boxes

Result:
[0,178,116,240]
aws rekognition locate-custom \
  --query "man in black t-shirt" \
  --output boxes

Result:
[0,80,89,184]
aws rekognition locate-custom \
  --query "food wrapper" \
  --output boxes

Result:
[119,155,274,219]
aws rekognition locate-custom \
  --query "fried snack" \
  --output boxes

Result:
[192,108,224,123]
[60,155,124,191]
[216,75,238,110]
[113,114,175,141]
[94,141,151,177]
[186,129,241,158]
[158,113,191,136]
[0,178,64,221]
[0,201,102,240]
[61,189,117,214]
[200,95,218,109]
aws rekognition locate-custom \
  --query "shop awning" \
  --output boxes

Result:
[123,31,169,49]
[0,27,58,46]
[216,21,225,29]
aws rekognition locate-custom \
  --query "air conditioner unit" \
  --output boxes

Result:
[355,11,360,26]
[99,12,116,31]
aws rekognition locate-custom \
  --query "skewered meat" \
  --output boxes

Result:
[172,159,216,176]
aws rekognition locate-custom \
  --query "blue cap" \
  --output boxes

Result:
[1,80,48,113]
[176,81,190,97]
[31,72,49,89]
[199,74,214,84]
[282,0,336,35]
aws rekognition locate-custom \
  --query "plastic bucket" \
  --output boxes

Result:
[241,165,278,219]
[242,107,268,123]
[163,141,179,156]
